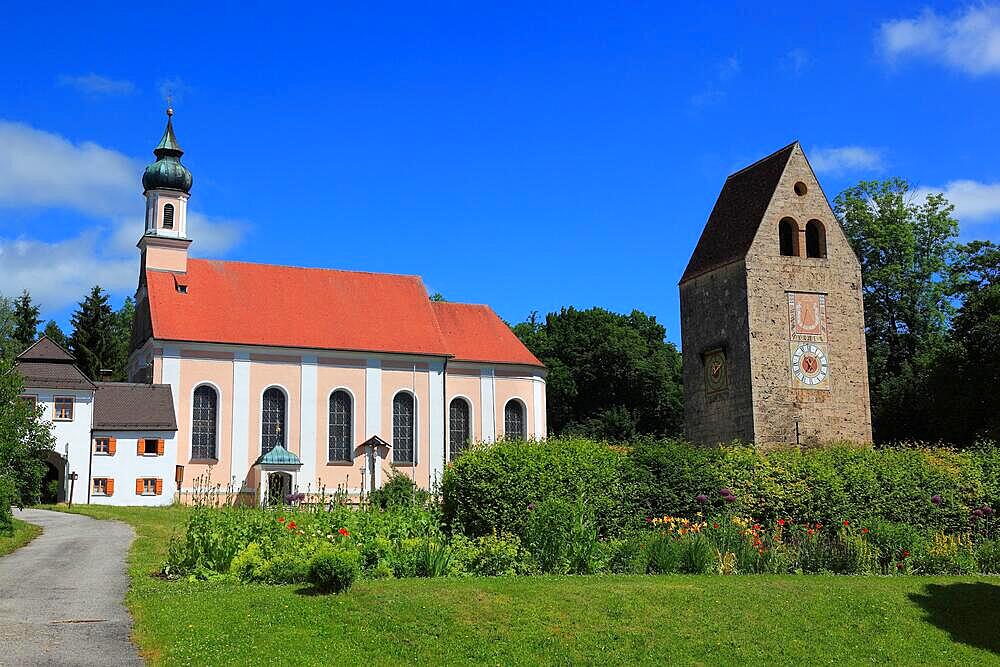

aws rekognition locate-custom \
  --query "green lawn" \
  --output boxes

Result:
[0,517,42,556]
[54,505,1000,666]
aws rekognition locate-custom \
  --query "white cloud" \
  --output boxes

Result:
[781,48,812,75]
[809,146,884,175]
[0,233,135,311]
[690,56,740,108]
[913,180,1000,222]
[58,73,135,96]
[0,119,245,308]
[880,5,1000,75]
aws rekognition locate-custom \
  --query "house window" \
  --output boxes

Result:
[393,392,415,464]
[54,396,74,421]
[262,387,286,454]
[192,385,218,460]
[95,437,111,455]
[806,220,827,258]
[137,478,162,496]
[504,400,525,440]
[779,217,799,257]
[328,390,352,462]
[163,203,174,229]
[93,478,113,496]
[19,395,37,408]
[449,398,471,460]
[141,438,161,455]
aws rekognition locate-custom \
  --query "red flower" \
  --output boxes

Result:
[777,519,785,526]
[287,521,296,530]
[338,527,349,537]
[902,550,910,558]
[861,528,869,534]
[278,517,285,524]
[897,562,905,571]
[712,523,719,529]
[807,529,815,536]
[843,520,850,527]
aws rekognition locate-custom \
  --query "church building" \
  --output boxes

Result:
[24,109,547,506]
[679,142,872,447]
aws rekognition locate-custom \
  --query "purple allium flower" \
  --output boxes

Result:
[527,503,535,511]
[983,506,994,516]
[972,509,984,520]
[931,494,943,506]
[723,494,736,504]
[720,488,733,498]
[695,494,709,505]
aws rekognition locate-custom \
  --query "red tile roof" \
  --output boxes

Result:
[145,259,542,367]
[431,301,542,366]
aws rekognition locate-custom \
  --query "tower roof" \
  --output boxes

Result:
[680,142,797,283]
[142,107,193,194]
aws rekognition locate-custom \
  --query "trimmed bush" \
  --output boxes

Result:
[308,549,360,594]
[0,476,16,535]
[442,438,632,539]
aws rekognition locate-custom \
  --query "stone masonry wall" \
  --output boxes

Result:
[744,145,872,446]
[680,260,755,444]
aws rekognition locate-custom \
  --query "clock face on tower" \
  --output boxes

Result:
[791,343,829,388]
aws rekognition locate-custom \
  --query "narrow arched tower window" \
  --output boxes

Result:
[163,203,174,229]
[192,385,218,460]
[328,390,352,462]
[504,400,525,440]
[806,220,827,258]
[779,217,799,257]
[449,398,471,459]
[393,392,415,464]
[262,387,286,454]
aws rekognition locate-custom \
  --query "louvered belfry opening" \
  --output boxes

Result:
[162,203,175,229]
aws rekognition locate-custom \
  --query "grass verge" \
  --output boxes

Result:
[55,505,1000,666]
[0,518,42,556]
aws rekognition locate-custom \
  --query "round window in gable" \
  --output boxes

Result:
[794,182,808,196]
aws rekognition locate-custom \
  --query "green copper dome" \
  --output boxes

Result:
[142,108,193,194]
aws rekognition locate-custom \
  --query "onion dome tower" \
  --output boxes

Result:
[138,107,193,274]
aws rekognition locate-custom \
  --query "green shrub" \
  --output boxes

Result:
[912,533,978,575]
[416,538,453,577]
[308,549,360,594]
[864,519,928,573]
[974,540,1000,574]
[678,533,715,574]
[524,497,599,574]
[469,533,522,576]
[442,438,632,540]
[646,534,681,574]
[600,532,648,574]
[230,542,268,582]
[827,530,878,575]
[0,476,16,535]
[369,469,430,510]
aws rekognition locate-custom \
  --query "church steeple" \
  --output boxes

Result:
[138,107,193,275]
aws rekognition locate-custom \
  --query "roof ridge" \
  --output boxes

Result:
[189,257,423,281]
[725,140,798,180]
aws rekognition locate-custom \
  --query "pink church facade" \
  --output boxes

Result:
[124,110,546,503]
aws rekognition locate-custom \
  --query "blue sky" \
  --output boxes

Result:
[2,2,999,345]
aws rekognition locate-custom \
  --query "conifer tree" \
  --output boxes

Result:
[111,297,135,381]
[0,297,15,361]
[69,286,116,380]
[42,321,69,350]
[12,290,40,354]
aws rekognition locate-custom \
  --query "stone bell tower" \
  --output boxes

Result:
[138,107,193,275]
[679,142,872,447]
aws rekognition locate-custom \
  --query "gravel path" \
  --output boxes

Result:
[0,508,142,666]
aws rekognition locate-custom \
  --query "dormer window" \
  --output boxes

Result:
[779,217,799,257]
[163,203,175,229]
[806,220,827,258]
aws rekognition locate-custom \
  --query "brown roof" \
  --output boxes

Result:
[15,337,96,390]
[17,336,76,362]
[93,383,177,431]
[680,142,797,283]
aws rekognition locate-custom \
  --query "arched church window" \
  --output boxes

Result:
[449,398,471,459]
[163,203,175,229]
[806,220,827,258]
[393,392,415,464]
[504,400,525,440]
[328,390,352,462]
[779,217,799,257]
[262,387,286,454]
[192,385,218,460]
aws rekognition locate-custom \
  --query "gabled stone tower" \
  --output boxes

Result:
[679,142,872,446]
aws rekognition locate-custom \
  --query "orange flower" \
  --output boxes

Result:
[287,520,297,530]
[712,523,719,529]
[338,527,349,537]
[278,517,286,524]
